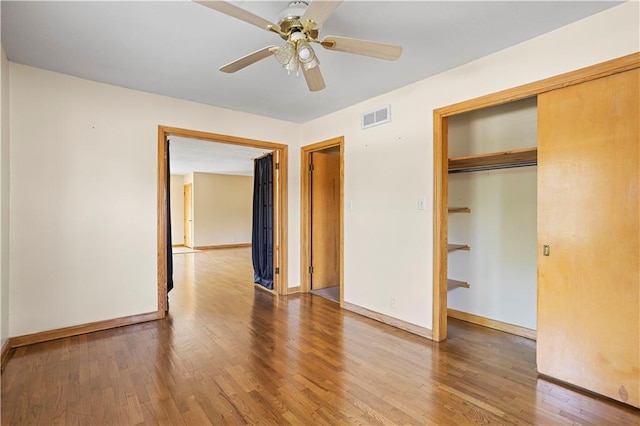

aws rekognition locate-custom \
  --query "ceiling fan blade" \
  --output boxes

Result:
[194,1,280,33]
[320,36,402,60]
[220,46,278,73]
[302,66,326,92]
[301,0,343,29]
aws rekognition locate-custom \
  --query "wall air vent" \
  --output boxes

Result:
[362,105,391,129]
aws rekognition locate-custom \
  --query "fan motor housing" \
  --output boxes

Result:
[279,17,301,35]
[277,1,318,39]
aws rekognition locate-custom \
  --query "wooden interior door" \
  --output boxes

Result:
[310,152,340,290]
[537,68,639,407]
[184,183,193,248]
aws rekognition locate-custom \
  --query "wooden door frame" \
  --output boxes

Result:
[183,183,193,247]
[432,53,640,342]
[158,125,289,316]
[300,136,344,306]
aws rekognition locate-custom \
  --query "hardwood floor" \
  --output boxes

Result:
[2,248,639,424]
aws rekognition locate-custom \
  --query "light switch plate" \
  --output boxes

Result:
[418,197,426,210]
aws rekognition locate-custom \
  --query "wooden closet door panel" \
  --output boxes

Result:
[537,68,639,407]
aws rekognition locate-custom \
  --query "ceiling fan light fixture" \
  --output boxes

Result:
[297,39,318,70]
[296,40,314,63]
[274,41,295,65]
[277,35,319,75]
[284,55,300,75]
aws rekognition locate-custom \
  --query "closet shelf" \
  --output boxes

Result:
[449,147,537,173]
[448,244,470,252]
[447,279,470,291]
[448,207,471,213]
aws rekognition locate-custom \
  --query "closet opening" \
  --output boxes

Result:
[445,97,538,340]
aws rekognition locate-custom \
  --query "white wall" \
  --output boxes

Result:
[448,98,538,157]
[192,172,253,247]
[448,168,537,329]
[0,46,10,348]
[448,99,538,330]
[299,2,639,331]
[183,173,194,186]
[170,174,185,245]
[177,172,253,248]
[9,65,298,336]
[183,173,194,246]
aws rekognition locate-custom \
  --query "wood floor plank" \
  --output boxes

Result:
[2,247,639,424]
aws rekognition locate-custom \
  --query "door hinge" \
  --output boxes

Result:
[309,265,313,274]
[275,267,280,274]
[309,163,314,172]
[275,162,280,170]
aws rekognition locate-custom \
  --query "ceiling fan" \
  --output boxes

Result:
[194,0,403,92]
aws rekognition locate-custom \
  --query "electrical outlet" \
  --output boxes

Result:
[391,297,398,309]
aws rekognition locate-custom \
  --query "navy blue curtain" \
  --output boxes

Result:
[252,154,274,290]
[166,138,174,300]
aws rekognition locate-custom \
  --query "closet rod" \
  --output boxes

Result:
[449,161,537,174]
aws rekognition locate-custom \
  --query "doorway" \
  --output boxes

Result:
[301,137,344,305]
[157,125,289,315]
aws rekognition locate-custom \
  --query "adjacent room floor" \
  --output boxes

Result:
[310,285,340,303]
[2,248,638,424]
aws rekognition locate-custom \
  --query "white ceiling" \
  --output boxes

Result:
[170,136,269,175]
[1,1,621,124]
[1,1,622,174]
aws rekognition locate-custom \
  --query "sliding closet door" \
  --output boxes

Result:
[537,68,639,407]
